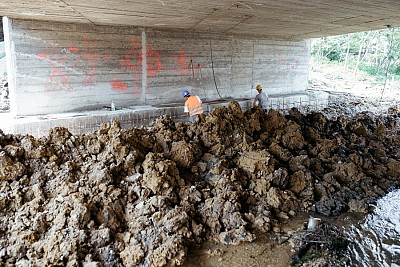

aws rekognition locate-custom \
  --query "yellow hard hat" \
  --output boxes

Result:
[256,84,262,90]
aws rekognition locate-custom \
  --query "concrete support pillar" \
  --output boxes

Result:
[3,17,16,117]
[0,17,4,42]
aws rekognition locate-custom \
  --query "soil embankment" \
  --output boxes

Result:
[0,101,399,266]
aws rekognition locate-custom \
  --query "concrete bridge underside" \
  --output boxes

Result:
[1,0,400,40]
[0,1,399,136]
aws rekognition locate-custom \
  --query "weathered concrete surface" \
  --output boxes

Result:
[4,18,310,116]
[0,94,321,138]
[0,1,399,40]
[0,99,252,137]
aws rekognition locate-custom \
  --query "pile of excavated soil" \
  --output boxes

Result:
[1,101,400,266]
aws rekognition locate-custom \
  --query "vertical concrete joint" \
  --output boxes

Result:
[251,38,255,97]
[3,17,16,117]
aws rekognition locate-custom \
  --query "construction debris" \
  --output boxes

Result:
[289,219,350,267]
[0,100,399,266]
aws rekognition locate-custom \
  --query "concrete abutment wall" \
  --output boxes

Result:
[4,18,310,116]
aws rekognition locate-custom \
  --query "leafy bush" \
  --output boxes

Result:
[392,65,400,75]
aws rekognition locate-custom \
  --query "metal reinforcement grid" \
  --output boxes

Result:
[2,97,331,138]
[5,106,186,138]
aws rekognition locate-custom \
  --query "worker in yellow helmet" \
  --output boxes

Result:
[253,84,269,112]
[182,90,204,123]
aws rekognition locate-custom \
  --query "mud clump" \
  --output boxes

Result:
[0,102,400,266]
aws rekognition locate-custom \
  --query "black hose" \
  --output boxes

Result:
[210,39,222,99]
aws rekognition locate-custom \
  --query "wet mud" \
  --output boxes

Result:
[0,101,399,266]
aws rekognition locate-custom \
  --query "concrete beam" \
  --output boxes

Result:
[0,1,399,40]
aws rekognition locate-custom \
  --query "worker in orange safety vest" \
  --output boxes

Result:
[182,90,204,123]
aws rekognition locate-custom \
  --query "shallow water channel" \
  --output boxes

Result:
[184,190,400,267]
[343,189,400,267]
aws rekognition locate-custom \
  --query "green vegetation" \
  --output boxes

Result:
[290,252,322,267]
[311,27,400,84]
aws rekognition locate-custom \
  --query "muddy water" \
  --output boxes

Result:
[183,214,313,267]
[344,189,400,267]
[184,189,400,267]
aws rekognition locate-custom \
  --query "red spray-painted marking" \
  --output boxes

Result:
[137,43,162,91]
[38,36,205,94]
[145,44,162,77]
[119,37,141,96]
[118,38,163,95]
[38,36,100,91]
[45,67,73,92]
[38,43,72,92]
[174,49,191,75]
[38,46,50,60]
[111,81,129,91]
[82,35,99,86]
[69,47,79,53]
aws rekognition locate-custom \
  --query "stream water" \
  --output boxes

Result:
[183,190,400,267]
[344,189,400,266]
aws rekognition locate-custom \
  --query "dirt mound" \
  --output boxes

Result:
[0,101,399,266]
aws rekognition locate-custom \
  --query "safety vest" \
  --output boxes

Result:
[185,96,204,116]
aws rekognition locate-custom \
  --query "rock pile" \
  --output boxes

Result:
[0,101,399,266]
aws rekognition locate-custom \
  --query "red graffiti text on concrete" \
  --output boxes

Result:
[144,44,162,77]
[111,80,129,91]
[38,36,100,91]
[82,35,99,86]
[38,35,204,94]
[38,43,72,92]
[118,37,141,96]
[174,49,191,75]
[47,67,73,92]
[116,38,163,95]
[172,49,203,78]
[69,47,79,53]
